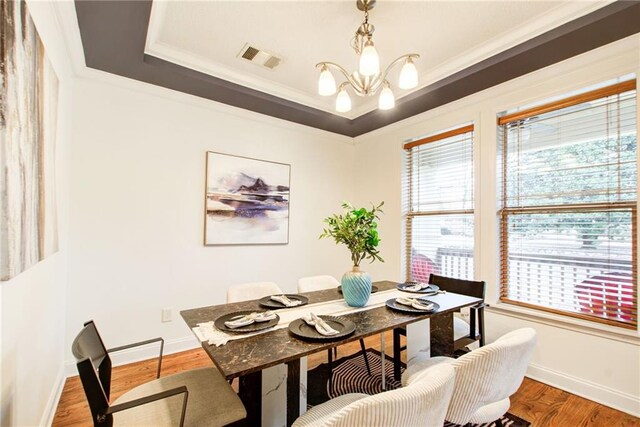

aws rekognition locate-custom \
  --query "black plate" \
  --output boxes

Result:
[385,298,440,314]
[214,310,280,334]
[338,285,379,294]
[259,294,309,309]
[397,282,440,294]
[288,315,356,341]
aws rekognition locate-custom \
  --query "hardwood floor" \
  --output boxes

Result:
[54,331,638,426]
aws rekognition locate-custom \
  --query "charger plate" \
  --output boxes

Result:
[214,310,280,334]
[289,315,356,341]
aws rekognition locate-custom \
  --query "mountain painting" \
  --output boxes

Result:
[204,152,290,245]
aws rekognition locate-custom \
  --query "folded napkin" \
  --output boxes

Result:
[271,294,302,307]
[404,282,429,292]
[224,311,277,329]
[396,297,435,311]
[302,312,340,336]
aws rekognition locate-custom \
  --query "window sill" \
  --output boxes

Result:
[486,302,640,345]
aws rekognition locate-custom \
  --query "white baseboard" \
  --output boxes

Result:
[63,334,200,377]
[40,368,66,427]
[527,362,640,417]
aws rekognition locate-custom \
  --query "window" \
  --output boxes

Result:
[498,80,637,328]
[403,124,474,282]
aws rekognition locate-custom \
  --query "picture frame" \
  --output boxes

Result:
[204,152,291,245]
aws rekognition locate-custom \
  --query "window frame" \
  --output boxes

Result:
[403,124,475,282]
[497,80,638,329]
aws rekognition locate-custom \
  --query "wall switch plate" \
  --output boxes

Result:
[161,307,172,322]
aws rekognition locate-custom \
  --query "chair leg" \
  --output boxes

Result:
[327,348,333,395]
[359,339,372,376]
[393,328,402,381]
[478,307,486,347]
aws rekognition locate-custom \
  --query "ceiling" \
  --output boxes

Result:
[74,0,640,136]
[145,1,598,119]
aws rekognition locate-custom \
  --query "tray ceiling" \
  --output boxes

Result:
[145,1,590,119]
[74,0,640,136]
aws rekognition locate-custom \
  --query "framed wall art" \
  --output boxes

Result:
[204,152,290,245]
[1,0,59,280]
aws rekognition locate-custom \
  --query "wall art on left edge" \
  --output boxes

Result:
[204,152,290,245]
[1,0,60,281]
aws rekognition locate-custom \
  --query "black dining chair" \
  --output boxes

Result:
[72,320,246,427]
[393,274,487,380]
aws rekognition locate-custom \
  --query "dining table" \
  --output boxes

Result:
[180,280,482,427]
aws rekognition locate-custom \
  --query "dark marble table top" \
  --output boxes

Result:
[180,280,481,379]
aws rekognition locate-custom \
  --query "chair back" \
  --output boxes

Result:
[325,363,455,427]
[429,274,485,300]
[445,328,537,425]
[227,281,284,303]
[71,321,113,426]
[298,275,340,293]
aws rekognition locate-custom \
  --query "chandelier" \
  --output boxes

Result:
[316,0,419,113]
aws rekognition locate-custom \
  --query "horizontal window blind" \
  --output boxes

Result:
[498,80,637,328]
[404,125,474,282]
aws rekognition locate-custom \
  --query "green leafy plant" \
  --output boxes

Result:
[320,201,385,267]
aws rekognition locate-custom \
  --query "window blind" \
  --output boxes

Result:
[498,80,637,328]
[403,125,474,283]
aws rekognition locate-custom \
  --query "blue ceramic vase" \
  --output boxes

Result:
[341,267,372,307]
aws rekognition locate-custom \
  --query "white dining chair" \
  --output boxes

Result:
[227,281,284,303]
[298,275,341,293]
[292,361,455,427]
[402,327,537,426]
[298,275,372,380]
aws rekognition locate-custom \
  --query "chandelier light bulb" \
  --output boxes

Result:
[315,1,419,112]
[336,88,352,113]
[399,57,418,90]
[318,66,337,96]
[359,39,380,77]
[378,84,395,110]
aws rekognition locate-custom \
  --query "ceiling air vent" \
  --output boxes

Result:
[237,43,283,70]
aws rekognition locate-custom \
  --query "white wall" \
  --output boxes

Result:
[66,77,355,364]
[0,2,73,426]
[353,35,640,416]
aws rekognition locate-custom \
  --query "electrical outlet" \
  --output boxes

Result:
[161,307,173,323]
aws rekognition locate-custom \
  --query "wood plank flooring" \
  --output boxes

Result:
[54,331,638,426]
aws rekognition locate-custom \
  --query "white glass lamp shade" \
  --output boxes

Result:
[336,88,352,113]
[318,66,337,96]
[359,40,380,76]
[378,85,395,110]
[399,58,418,89]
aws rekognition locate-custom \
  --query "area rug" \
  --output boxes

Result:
[307,349,530,427]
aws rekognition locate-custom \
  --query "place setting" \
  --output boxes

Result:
[289,312,356,341]
[214,310,280,333]
[259,293,309,309]
[385,296,440,314]
[397,281,443,295]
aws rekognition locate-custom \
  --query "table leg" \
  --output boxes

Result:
[430,312,455,357]
[380,333,386,391]
[286,359,301,427]
[239,371,262,427]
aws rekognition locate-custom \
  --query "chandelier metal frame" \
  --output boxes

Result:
[316,0,419,99]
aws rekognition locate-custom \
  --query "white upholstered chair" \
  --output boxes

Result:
[292,362,455,427]
[227,281,284,303]
[298,275,341,293]
[402,328,537,426]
